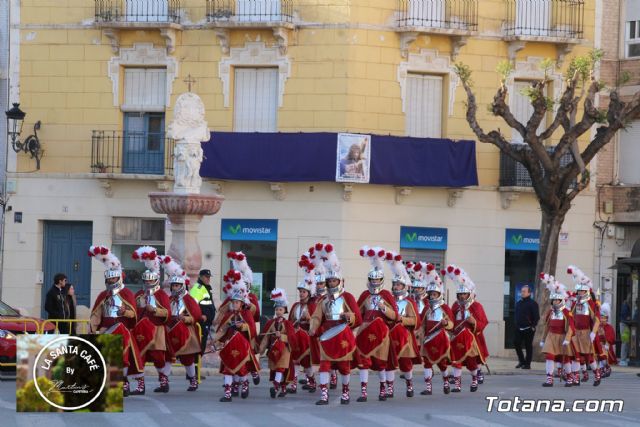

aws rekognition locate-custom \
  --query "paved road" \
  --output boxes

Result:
[1,371,639,426]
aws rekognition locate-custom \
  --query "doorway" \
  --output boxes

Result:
[42,221,93,315]
[503,249,538,349]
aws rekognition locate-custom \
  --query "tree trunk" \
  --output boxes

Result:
[532,208,566,361]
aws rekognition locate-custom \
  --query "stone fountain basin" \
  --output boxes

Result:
[149,192,224,216]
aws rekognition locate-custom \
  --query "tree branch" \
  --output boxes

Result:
[491,85,527,139]
[552,78,601,166]
[460,79,525,163]
[539,78,576,141]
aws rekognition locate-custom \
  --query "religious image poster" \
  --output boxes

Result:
[336,133,371,183]
[16,334,123,412]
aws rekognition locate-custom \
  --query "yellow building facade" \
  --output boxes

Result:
[2,0,599,356]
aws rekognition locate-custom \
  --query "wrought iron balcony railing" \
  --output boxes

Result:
[94,0,182,24]
[397,0,478,31]
[499,145,574,188]
[503,0,584,39]
[91,130,174,175]
[206,0,293,23]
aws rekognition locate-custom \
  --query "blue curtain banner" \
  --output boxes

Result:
[200,132,478,187]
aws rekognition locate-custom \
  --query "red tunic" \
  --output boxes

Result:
[450,300,489,363]
[135,290,171,326]
[598,323,617,364]
[216,308,260,374]
[168,294,202,356]
[420,303,454,364]
[288,300,317,363]
[354,290,398,366]
[309,292,362,362]
[91,288,144,371]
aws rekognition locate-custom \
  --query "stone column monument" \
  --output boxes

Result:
[149,92,224,284]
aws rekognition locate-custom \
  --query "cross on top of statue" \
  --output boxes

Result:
[184,74,196,92]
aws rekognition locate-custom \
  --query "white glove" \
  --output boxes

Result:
[562,340,570,347]
[590,332,596,342]
[539,341,545,348]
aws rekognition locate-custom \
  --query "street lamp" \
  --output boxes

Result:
[5,103,43,170]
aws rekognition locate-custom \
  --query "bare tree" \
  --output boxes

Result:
[454,52,640,350]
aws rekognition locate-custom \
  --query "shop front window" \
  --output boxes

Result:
[112,217,166,294]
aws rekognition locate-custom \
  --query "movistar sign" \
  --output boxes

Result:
[221,219,278,242]
[505,228,540,251]
[400,226,448,250]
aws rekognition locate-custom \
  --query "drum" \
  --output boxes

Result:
[319,323,356,360]
[268,339,286,364]
[168,321,190,353]
[103,322,135,367]
[389,323,411,356]
[219,331,251,373]
[356,317,389,357]
[450,327,475,363]
[422,328,450,363]
[292,329,310,362]
[132,317,158,354]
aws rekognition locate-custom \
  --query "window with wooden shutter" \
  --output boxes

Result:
[405,73,443,138]
[123,68,167,112]
[234,67,278,132]
[619,121,640,184]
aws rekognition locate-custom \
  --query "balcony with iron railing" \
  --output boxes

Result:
[499,145,575,188]
[94,1,183,52]
[205,0,295,54]
[503,0,584,40]
[91,130,174,176]
[396,0,478,58]
[502,0,584,64]
[206,0,294,24]
[95,0,182,24]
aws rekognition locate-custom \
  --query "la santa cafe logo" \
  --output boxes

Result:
[33,336,107,411]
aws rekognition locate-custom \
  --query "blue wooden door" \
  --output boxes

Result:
[42,221,93,316]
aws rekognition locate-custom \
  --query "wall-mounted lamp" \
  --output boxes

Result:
[5,103,43,170]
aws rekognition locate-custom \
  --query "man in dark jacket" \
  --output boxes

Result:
[44,273,70,333]
[514,285,539,369]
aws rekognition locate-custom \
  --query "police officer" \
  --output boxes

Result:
[190,269,216,355]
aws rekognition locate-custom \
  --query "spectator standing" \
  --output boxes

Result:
[44,273,70,333]
[514,285,540,369]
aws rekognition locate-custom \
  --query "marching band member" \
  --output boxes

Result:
[89,245,144,396]
[288,257,318,393]
[131,247,172,393]
[355,246,399,402]
[228,251,262,386]
[162,257,202,392]
[307,244,338,390]
[214,275,260,402]
[259,289,297,398]
[445,265,488,393]
[309,244,363,405]
[385,252,421,398]
[597,303,616,378]
[418,262,454,395]
[539,274,575,387]
[213,252,259,328]
[567,265,602,386]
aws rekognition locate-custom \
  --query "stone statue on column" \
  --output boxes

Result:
[150,91,223,284]
[167,92,210,194]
